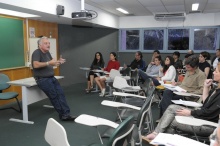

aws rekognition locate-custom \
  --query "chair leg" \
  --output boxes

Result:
[14,97,22,113]
[191,126,199,141]
[0,97,22,113]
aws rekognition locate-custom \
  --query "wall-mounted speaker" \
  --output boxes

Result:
[56,5,64,15]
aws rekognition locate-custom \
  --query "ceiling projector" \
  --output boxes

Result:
[72,11,92,19]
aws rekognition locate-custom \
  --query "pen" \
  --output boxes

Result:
[212,82,218,87]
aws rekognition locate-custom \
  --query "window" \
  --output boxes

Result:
[119,26,219,52]
[194,28,218,50]
[121,29,140,50]
[143,29,164,50]
[168,29,189,50]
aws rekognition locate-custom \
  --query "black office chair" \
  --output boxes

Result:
[0,73,21,112]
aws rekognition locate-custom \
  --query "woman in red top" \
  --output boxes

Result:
[95,52,120,97]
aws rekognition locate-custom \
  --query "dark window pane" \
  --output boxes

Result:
[168,29,189,50]
[121,30,139,50]
[143,30,164,50]
[194,28,217,50]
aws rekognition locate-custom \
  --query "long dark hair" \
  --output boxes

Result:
[163,56,174,73]
[110,52,117,61]
[92,52,104,65]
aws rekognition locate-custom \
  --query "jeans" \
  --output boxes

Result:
[159,89,183,117]
[138,70,160,86]
[36,77,71,118]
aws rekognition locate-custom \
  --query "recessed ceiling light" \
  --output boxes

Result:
[0,8,40,18]
[192,3,199,11]
[116,8,129,14]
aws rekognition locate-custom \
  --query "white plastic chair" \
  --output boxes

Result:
[45,118,70,146]
[113,76,140,93]
[105,69,130,97]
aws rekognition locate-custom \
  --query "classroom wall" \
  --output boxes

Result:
[58,24,118,86]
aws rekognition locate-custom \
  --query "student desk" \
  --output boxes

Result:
[7,76,64,124]
[75,114,119,144]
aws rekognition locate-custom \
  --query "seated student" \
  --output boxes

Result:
[86,52,105,93]
[150,50,160,65]
[160,55,206,116]
[143,65,220,141]
[199,51,212,79]
[95,52,120,97]
[139,56,176,86]
[122,51,145,72]
[157,56,176,83]
[183,52,193,66]
[138,56,162,79]
[173,51,183,70]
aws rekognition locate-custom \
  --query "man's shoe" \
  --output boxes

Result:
[61,115,77,121]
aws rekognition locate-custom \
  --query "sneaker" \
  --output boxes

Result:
[61,115,77,121]
[102,88,105,94]
[99,93,105,97]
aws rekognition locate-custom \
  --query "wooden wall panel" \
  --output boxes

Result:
[0,17,59,106]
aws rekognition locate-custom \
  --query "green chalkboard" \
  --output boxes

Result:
[0,17,25,69]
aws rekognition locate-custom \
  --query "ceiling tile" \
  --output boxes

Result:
[146,6,168,14]
[161,0,184,6]
[90,0,114,2]
[165,5,185,12]
[207,0,220,3]
[138,0,163,7]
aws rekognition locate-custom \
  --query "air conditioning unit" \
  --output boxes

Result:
[154,12,186,21]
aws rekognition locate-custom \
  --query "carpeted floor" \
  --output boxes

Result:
[0,83,159,146]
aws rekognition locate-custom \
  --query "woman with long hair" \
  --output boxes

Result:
[95,52,120,97]
[86,52,104,93]
[157,56,176,82]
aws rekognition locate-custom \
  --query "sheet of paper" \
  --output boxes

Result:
[150,133,173,145]
[163,85,187,92]
[173,92,201,97]
[171,99,202,107]
[169,134,208,146]
[150,133,208,146]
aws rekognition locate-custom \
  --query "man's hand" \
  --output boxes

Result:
[49,59,61,66]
